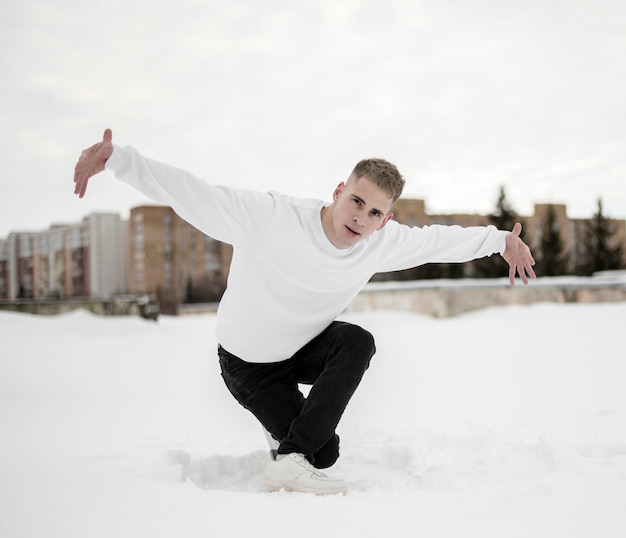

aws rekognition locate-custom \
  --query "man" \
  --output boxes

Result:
[74,129,536,495]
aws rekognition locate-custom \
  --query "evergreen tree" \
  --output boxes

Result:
[473,186,522,278]
[536,204,569,276]
[489,185,519,230]
[577,198,624,275]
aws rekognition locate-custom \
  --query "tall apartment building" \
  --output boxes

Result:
[128,206,230,309]
[0,213,127,300]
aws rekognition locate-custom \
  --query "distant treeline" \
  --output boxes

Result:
[373,187,625,282]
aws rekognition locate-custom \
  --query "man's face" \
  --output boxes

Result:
[324,176,394,249]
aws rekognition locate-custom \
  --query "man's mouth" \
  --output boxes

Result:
[345,225,360,237]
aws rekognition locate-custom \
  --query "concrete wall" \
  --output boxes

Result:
[346,273,626,318]
[3,273,625,319]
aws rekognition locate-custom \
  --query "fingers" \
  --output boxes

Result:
[509,255,537,285]
[511,222,522,237]
[73,148,89,198]
[73,169,88,198]
[73,159,84,198]
[519,265,529,285]
[509,263,529,285]
[73,130,112,199]
[521,245,537,284]
[76,178,88,199]
[510,264,528,286]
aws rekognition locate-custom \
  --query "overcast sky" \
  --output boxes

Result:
[1,0,625,237]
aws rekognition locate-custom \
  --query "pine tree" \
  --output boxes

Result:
[536,204,569,276]
[473,186,522,278]
[577,198,624,275]
[489,185,519,231]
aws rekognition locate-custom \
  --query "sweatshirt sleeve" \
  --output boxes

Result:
[105,145,276,246]
[375,222,508,272]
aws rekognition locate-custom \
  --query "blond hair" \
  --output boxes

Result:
[348,158,405,203]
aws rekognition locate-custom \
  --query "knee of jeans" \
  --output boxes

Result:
[313,435,340,469]
[343,324,376,365]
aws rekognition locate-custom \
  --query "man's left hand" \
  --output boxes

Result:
[503,222,536,285]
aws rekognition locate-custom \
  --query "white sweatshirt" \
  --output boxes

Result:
[106,146,507,363]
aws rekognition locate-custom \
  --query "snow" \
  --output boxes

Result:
[1,302,625,537]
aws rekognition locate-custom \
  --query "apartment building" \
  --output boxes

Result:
[0,213,127,300]
[128,206,230,307]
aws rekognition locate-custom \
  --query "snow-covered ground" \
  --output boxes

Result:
[1,302,625,537]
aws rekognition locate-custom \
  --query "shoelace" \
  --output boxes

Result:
[292,453,328,478]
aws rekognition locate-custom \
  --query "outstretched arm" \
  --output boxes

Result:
[73,129,114,198]
[502,222,536,285]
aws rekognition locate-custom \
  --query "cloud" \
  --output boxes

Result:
[1,0,625,237]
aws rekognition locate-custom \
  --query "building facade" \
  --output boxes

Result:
[128,206,230,311]
[390,199,626,276]
[0,213,127,300]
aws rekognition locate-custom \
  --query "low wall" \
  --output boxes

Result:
[347,273,626,318]
[0,296,158,319]
[2,273,625,319]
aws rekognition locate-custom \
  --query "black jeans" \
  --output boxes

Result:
[218,321,375,469]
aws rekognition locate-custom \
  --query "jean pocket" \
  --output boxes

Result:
[218,347,248,376]
[218,350,258,403]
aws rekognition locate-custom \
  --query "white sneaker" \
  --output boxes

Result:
[263,452,347,496]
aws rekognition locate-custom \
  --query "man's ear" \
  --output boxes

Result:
[377,212,393,231]
[332,182,345,201]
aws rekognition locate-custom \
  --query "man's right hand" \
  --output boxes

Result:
[73,128,114,198]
